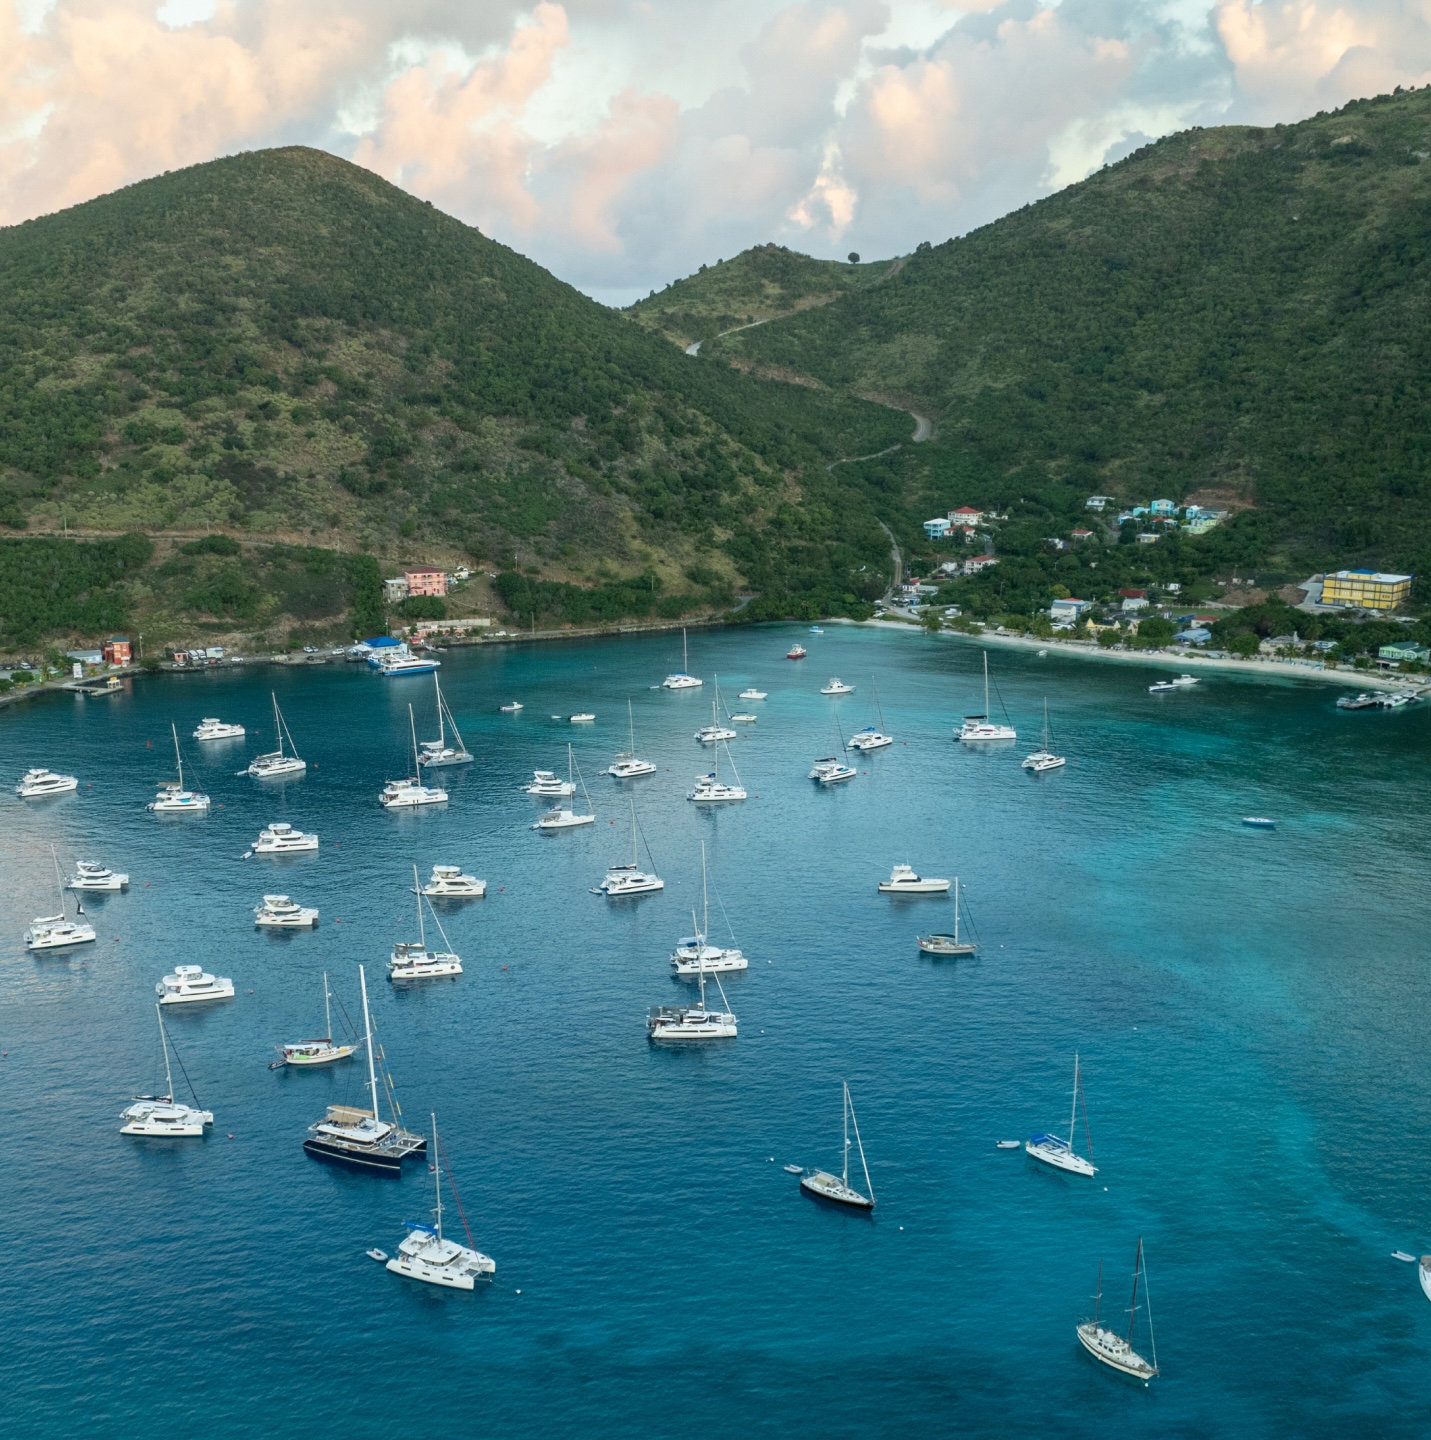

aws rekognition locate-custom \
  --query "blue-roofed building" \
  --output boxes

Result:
[1176,627,1212,645]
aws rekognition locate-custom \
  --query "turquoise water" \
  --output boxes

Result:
[3,626,1430,1437]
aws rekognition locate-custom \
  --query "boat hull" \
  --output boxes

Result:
[302,1134,425,1172]
[918,937,977,955]
[1076,1323,1156,1381]
[799,1171,874,1209]
[1025,1139,1096,1177]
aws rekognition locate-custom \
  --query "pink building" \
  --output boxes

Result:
[404,566,447,598]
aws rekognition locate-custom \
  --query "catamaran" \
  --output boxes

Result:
[379,705,449,808]
[16,766,79,798]
[917,877,978,955]
[526,767,575,797]
[419,674,473,767]
[149,722,211,812]
[647,961,738,1040]
[121,1005,214,1136]
[250,821,319,855]
[957,653,1017,742]
[1026,1052,1097,1176]
[389,865,463,979]
[254,894,319,927]
[156,964,234,1005]
[798,1082,875,1209]
[671,842,747,975]
[688,736,747,802]
[847,679,893,751]
[68,860,129,892]
[609,698,657,778]
[417,865,486,898]
[26,845,97,951]
[662,627,702,689]
[247,693,306,778]
[695,677,738,743]
[274,972,360,1067]
[194,717,245,741]
[1077,1240,1159,1383]
[532,744,595,829]
[1022,698,1066,772]
[595,799,664,896]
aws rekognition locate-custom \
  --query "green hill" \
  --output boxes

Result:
[0,148,907,647]
[719,88,1431,591]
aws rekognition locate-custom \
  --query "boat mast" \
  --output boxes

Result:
[873,677,884,730]
[434,675,446,748]
[953,877,960,945]
[157,1003,174,1100]
[627,698,636,756]
[408,703,420,779]
[984,652,991,718]
[1043,698,1051,751]
[682,627,689,673]
[701,840,710,942]
[359,965,380,1118]
[431,1112,443,1240]
[413,864,426,949]
[848,1083,875,1201]
[630,798,639,868]
[51,843,67,916]
[1092,1259,1103,1326]
[272,692,283,757]
[322,971,333,1043]
[1070,1053,1080,1149]
[171,720,183,789]
[842,1081,851,1188]
[1127,1238,1142,1344]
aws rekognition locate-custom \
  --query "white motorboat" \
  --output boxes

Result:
[809,756,857,784]
[68,860,128,891]
[156,963,235,1006]
[419,674,473,766]
[957,652,1017,742]
[799,1082,875,1210]
[647,964,738,1041]
[380,704,449,808]
[608,698,657,777]
[1026,1052,1097,1176]
[1022,698,1067,772]
[729,712,758,723]
[595,799,664,896]
[737,688,767,700]
[390,865,463,980]
[149,722,210,812]
[247,693,306,778]
[193,717,245,741]
[533,745,595,830]
[378,650,440,676]
[820,678,855,695]
[499,701,524,712]
[385,1114,495,1289]
[847,679,893,751]
[1149,673,1199,694]
[878,863,950,895]
[671,842,748,975]
[1420,1256,1431,1304]
[16,767,78,798]
[251,821,319,855]
[27,846,97,951]
[417,865,486,898]
[121,1005,214,1137]
[274,972,359,1066]
[661,626,703,689]
[1077,1241,1159,1383]
[569,712,596,724]
[917,877,978,955]
[303,966,427,1171]
[254,894,319,927]
[526,768,575,797]
[695,677,737,742]
[688,737,747,803]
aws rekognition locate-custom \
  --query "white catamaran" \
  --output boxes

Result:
[120,1004,214,1137]
[389,865,463,979]
[957,652,1017,742]
[609,698,657,778]
[532,744,595,829]
[595,799,664,896]
[149,722,211,812]
[1022,698,1066,772]
[379,705,449,808]
[662,627,702,689]
[671,842,748,976]
[419,674,473,767]
[247,693,306,778]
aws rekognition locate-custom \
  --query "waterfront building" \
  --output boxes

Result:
[1321,570,1413,610]
[103,635,131,666]
[1378,641,1429,664]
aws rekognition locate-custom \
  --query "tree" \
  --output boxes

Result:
[1229,631,1260,657]
[847,252,860,264]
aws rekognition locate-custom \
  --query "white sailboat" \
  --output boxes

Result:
[389,865,463,979]
[1077,1241,1159,1383]
[798,1082,875,1209]
[688,735,747,802]
[26,845,98,951]
[957,653,1017,742]
[647,962,738,1040]
[662,626,702,689]
[1026,1052,1097,1176]
[917,877,978,955]
[149,722,211,812]
[419,674,473,767]
[379,705,449,808]
[695,677,738,743]
[596,799,664,896]
[121,1005,214,1136]
[847,678,893,751]
[384,1113,495,1288]
[609,698,657,778]
[671,841,747,975]
[274,972,359,1066]
[532,744,595,829]
[247,693,306,778]
[1022,698,1066,772]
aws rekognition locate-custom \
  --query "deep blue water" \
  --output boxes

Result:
[3,625,1430,1438]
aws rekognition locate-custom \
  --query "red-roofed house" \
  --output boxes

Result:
[964,554,999,574]
[404,566,448,598]
[1118,588,1147,600]
[1071,528,1094,540]
[949,506,986,526]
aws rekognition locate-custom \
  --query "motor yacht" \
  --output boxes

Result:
[68,861,129,891]
[156,964,235,1006]
[121,1006,213,1137]
[1335,691,1379,710]
[957,653,1017,742]
[193,717,245,741]
[786,644,807,660]
[729,712,758,723]
[820,678,855,695]
[254,894,319,927]
[378,651,440,676]
[16,767,79,798]
[533,745,595,829]
[28,846,97,951]
[798,1082,875,1210]
[696,717,738,743]
[417,865,486,898]
[1026,1053,1097,1176]
[390,866,463,980]
[878,864,950,894]
[809,757,857,784]
[648,965,737,1041]
[526,769,575,796]
[419,675,473,766]
[149,722,210,812]
[385,1114,495,1289]
[738,689,767,700]
[661,626,703,688]
[251,821,319,854]
[569,712,596,724]
[499,701,524,712]
[247,693,306,777]
[380,704,449,808]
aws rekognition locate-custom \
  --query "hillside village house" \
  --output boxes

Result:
[964,555,999,575]
[1085,495,1116,511]
[923,517,953,539]
[405,566,448,598]
[1070,528,1094,541]
[1119,589,1149,612]
[383,577,410,603]
[1321,569,1413,610]
[949,506,986,527]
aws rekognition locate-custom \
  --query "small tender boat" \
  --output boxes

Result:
[156,964,235,1006]
[783,1163,803,1175]
[15,767,79,798]
[194,717,245,741]
[738,689,767,700]
[367,1248,389,1263]
[1242,817,1276,829]
[786,644,807,660]
[820,678,855,695]
[500,702,524,712]
[68,860,129,892]
[878,863,950,895]
[996,1140,1021,1150]
[1150,673,1199,693]
[1077,1241,1158,1383]
[799,1082,874,1210]
[1392,1251,1417,1263]
[254,894,319,927]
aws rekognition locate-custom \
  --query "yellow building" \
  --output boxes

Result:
[1321,569,1413,610]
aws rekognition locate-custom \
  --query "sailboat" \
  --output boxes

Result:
[419,674,473,767]
[688,734,747,802]
[390,865,463,978]
[810,710,857,784]
[148,721,211,811]
[121,1004,214,1136]
[274,971,360,1066]
[917,877,978,955]
[1026,1053,1097,1176]
[695,676,738,743]
[957,653,1017,742]
[798,1082,875,1209]
[379,704,449,807]
[671,841,747,975]
[1022,698,1066,772]
[847,678,894,751]
[247,693,306,778]
[384,1114,495,1288]
[303,965,427,1172]
[661,627,702,689]
[648,950,738,1040]
[595,799,664,896]
[532,744,595,829]
[25,844,98,951]
[1077,1241,1159,1383]
[609,698,657,778]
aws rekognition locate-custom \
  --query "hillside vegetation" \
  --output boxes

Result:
[0,148,908,646]
[720,88,1431,589]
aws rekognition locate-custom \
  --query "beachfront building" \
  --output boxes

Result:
[1378,641,1429,664]
[1321,570,1413,611]
[1176,627,1212,645]
[404,566,448,598]
[1049,598,1092,626]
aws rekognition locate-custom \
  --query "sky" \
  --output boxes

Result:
[4,0,1430,304]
